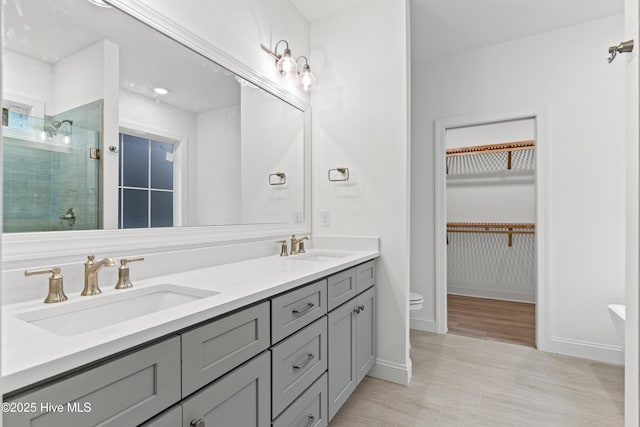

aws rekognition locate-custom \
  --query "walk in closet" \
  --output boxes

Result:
[445,120,536,347]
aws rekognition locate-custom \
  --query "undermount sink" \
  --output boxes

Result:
[16,284,219,336]
[286,251,353,262]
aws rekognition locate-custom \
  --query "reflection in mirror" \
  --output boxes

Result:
[2,0,305,233]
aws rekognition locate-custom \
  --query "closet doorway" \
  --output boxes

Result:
[435,112,547,349]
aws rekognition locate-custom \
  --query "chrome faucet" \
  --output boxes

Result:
[82,255,117,296]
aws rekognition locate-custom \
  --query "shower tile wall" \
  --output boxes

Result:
[2,100,102,232]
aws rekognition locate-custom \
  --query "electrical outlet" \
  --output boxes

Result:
[320,210,330,227]
[293,210,303,223]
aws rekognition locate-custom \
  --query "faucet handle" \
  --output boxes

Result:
[115,257,145,289]
[25,267,68,303]
[277,240,289,257]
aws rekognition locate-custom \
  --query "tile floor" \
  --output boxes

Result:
[329,330,624,426]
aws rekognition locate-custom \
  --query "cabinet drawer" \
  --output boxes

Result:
[4,337,181,427]
[272,279,327,344]
[356,260,376,293]
[271,317,328,417]
[181,301,270,397]
[182,351,271,427]
[327,268,356,311]
[140,405,182,427]
[272,372,328,427]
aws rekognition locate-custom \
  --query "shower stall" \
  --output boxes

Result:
[2,100,102,232]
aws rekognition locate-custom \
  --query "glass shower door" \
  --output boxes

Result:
[2,112,100,232]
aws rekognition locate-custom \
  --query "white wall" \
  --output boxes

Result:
[2,50,53,116]
[196,105,241,225]
[240,85,304,224]
[138,0,310,101]
[412,15,626,362]
[310,0,412,383]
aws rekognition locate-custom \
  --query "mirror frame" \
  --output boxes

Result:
[2,0,311,267]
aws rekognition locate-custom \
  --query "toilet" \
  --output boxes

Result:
[410,292,424,311]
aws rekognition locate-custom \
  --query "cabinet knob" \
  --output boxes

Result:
[190,419,205,427]
[305,414,316,427]
[358,304,365,312]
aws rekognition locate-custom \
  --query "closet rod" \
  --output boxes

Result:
[446,222,535,247]
[446,140,535,157]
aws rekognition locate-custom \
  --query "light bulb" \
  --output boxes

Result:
[276,48,298,78]
[298,64,317,92]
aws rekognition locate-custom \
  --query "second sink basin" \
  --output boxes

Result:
[16,284,219,336]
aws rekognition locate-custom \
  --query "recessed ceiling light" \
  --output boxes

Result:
[87,0,112,8]
[153,87,169,95]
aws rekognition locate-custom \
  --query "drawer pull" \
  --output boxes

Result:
[191,419,205,427]
[293,352,315,369]
[304,414,316,427]
[292,302,315,315]
[358,304,365,312]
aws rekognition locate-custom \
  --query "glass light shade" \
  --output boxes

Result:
[298,64,317,92]
[277,48,298,78]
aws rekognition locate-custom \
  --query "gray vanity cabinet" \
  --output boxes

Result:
[327,268,356,311]
[355,286,376,383]
[327,263,376,421]
[181,351,271,427]
[272,372,328,427]
[140,406,182,426]
[4,337,181,427]
[181,301,270,397]
[327,295,357,420]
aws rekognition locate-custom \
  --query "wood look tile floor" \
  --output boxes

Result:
[329,331,624,427]
[447,294,536,348]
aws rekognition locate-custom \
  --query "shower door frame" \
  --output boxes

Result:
[434,107,549,351]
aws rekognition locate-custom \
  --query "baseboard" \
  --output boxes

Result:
[410,315,437,332]
[448,287,535,303]
[547,336,624,365]
[368,358,411,385]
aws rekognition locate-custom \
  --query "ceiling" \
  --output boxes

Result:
[289,0,372,23]
[410,0,624,62]
[3,0,240,114]
[290,0,624,63]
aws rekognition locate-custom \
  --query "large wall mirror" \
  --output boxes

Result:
[2,0,307,236]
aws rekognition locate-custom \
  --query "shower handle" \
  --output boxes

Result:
[608,40,634,63]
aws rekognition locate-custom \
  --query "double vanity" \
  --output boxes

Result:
[2,249,378,426]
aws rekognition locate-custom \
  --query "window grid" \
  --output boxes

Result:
[118,133,174,229]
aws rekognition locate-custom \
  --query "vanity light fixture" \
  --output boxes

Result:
[261,40,298,79]
[87,0,112,8]
[153,87,169,95]
[261,41,317,91]
[296,56,316,92]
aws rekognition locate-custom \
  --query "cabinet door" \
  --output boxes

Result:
[181,351,270,427]
[4,337,181,427]
[327,299,357,421]
[327,268,356,311]
[181,301,270,397]
[356,286,376,384]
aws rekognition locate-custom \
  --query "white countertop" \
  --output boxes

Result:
[1,249,378,394]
